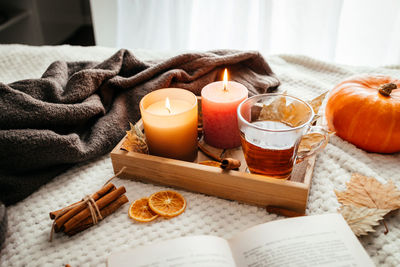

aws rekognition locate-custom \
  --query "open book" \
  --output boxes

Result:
[108,213,374,267]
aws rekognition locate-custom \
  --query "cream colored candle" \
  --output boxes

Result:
[139,88,198,161]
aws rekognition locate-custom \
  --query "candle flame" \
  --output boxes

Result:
[223,68,228,91]
[165,97,171,113]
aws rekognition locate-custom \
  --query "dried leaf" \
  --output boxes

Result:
[283,101,311,127]
[257,92,323,127]
[335,173,400,236]
[339,205,389,236]
[308,91,328,114]
[335,173,400,210]
[298,133,327,153]
[198,161,221,168]
[258,94,287,122]
[121,122,149,153]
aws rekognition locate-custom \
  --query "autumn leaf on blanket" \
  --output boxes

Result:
[339,205,390,236]
[121,122,149,154]
[335,173,400,210]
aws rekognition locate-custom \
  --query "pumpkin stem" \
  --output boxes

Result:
[378,83,397,96]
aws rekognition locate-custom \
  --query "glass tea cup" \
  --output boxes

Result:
[237,93,328,179]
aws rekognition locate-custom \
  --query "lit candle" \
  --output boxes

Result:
[140,88,198,161]
[201,69,248,148]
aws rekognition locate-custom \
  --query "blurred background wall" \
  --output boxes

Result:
[1,0,400,66]
[91,0,400,66]
[0,0,94,46]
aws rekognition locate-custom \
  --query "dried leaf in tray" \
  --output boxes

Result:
[121,122,149,153]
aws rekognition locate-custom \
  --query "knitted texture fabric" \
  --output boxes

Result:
[1,45,400,266]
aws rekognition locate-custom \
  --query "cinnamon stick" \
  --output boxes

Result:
[50,200,81,220]
[221,158,241,170]
[63,186,126,233]
[50,183,116,220]
[52,183,116,232]
[65,195,129,236]
[198,141,222,161]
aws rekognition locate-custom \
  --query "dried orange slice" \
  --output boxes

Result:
[148,190,186,218]
[128,197,159,222]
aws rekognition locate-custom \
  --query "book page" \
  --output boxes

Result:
[229,213,374,267]
[107,235,236,267]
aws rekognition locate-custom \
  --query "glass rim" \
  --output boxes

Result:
[140,88,198,117]
[237,93,315,132]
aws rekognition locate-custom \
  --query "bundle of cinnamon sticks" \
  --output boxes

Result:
[49,183,128,238]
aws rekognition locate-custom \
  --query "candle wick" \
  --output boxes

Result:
[166,107,171,114]
[223,84,227,92]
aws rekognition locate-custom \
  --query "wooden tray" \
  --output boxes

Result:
[111,120,315,214]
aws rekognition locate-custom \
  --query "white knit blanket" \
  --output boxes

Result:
[1,45,399,267]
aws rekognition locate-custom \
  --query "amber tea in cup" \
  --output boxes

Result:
[237,94,325,179]
[240,121,298,177]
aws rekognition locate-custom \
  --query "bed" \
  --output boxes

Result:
[0,44,399,266]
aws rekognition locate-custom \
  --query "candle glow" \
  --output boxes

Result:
[223,68,228,91]
[165,97,171,113]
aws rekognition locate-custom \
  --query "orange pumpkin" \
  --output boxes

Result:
[325,75,400,153]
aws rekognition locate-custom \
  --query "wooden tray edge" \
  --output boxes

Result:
[111,136,313,213]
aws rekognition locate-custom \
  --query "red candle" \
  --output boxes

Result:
[201,69,248,148]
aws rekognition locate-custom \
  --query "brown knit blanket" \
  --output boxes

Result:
[0,49,279,205]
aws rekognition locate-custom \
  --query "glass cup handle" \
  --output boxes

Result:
[296,126,329,163]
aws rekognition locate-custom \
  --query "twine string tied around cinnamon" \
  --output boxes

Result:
[50,195,102,242]
[49,166,127,242]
